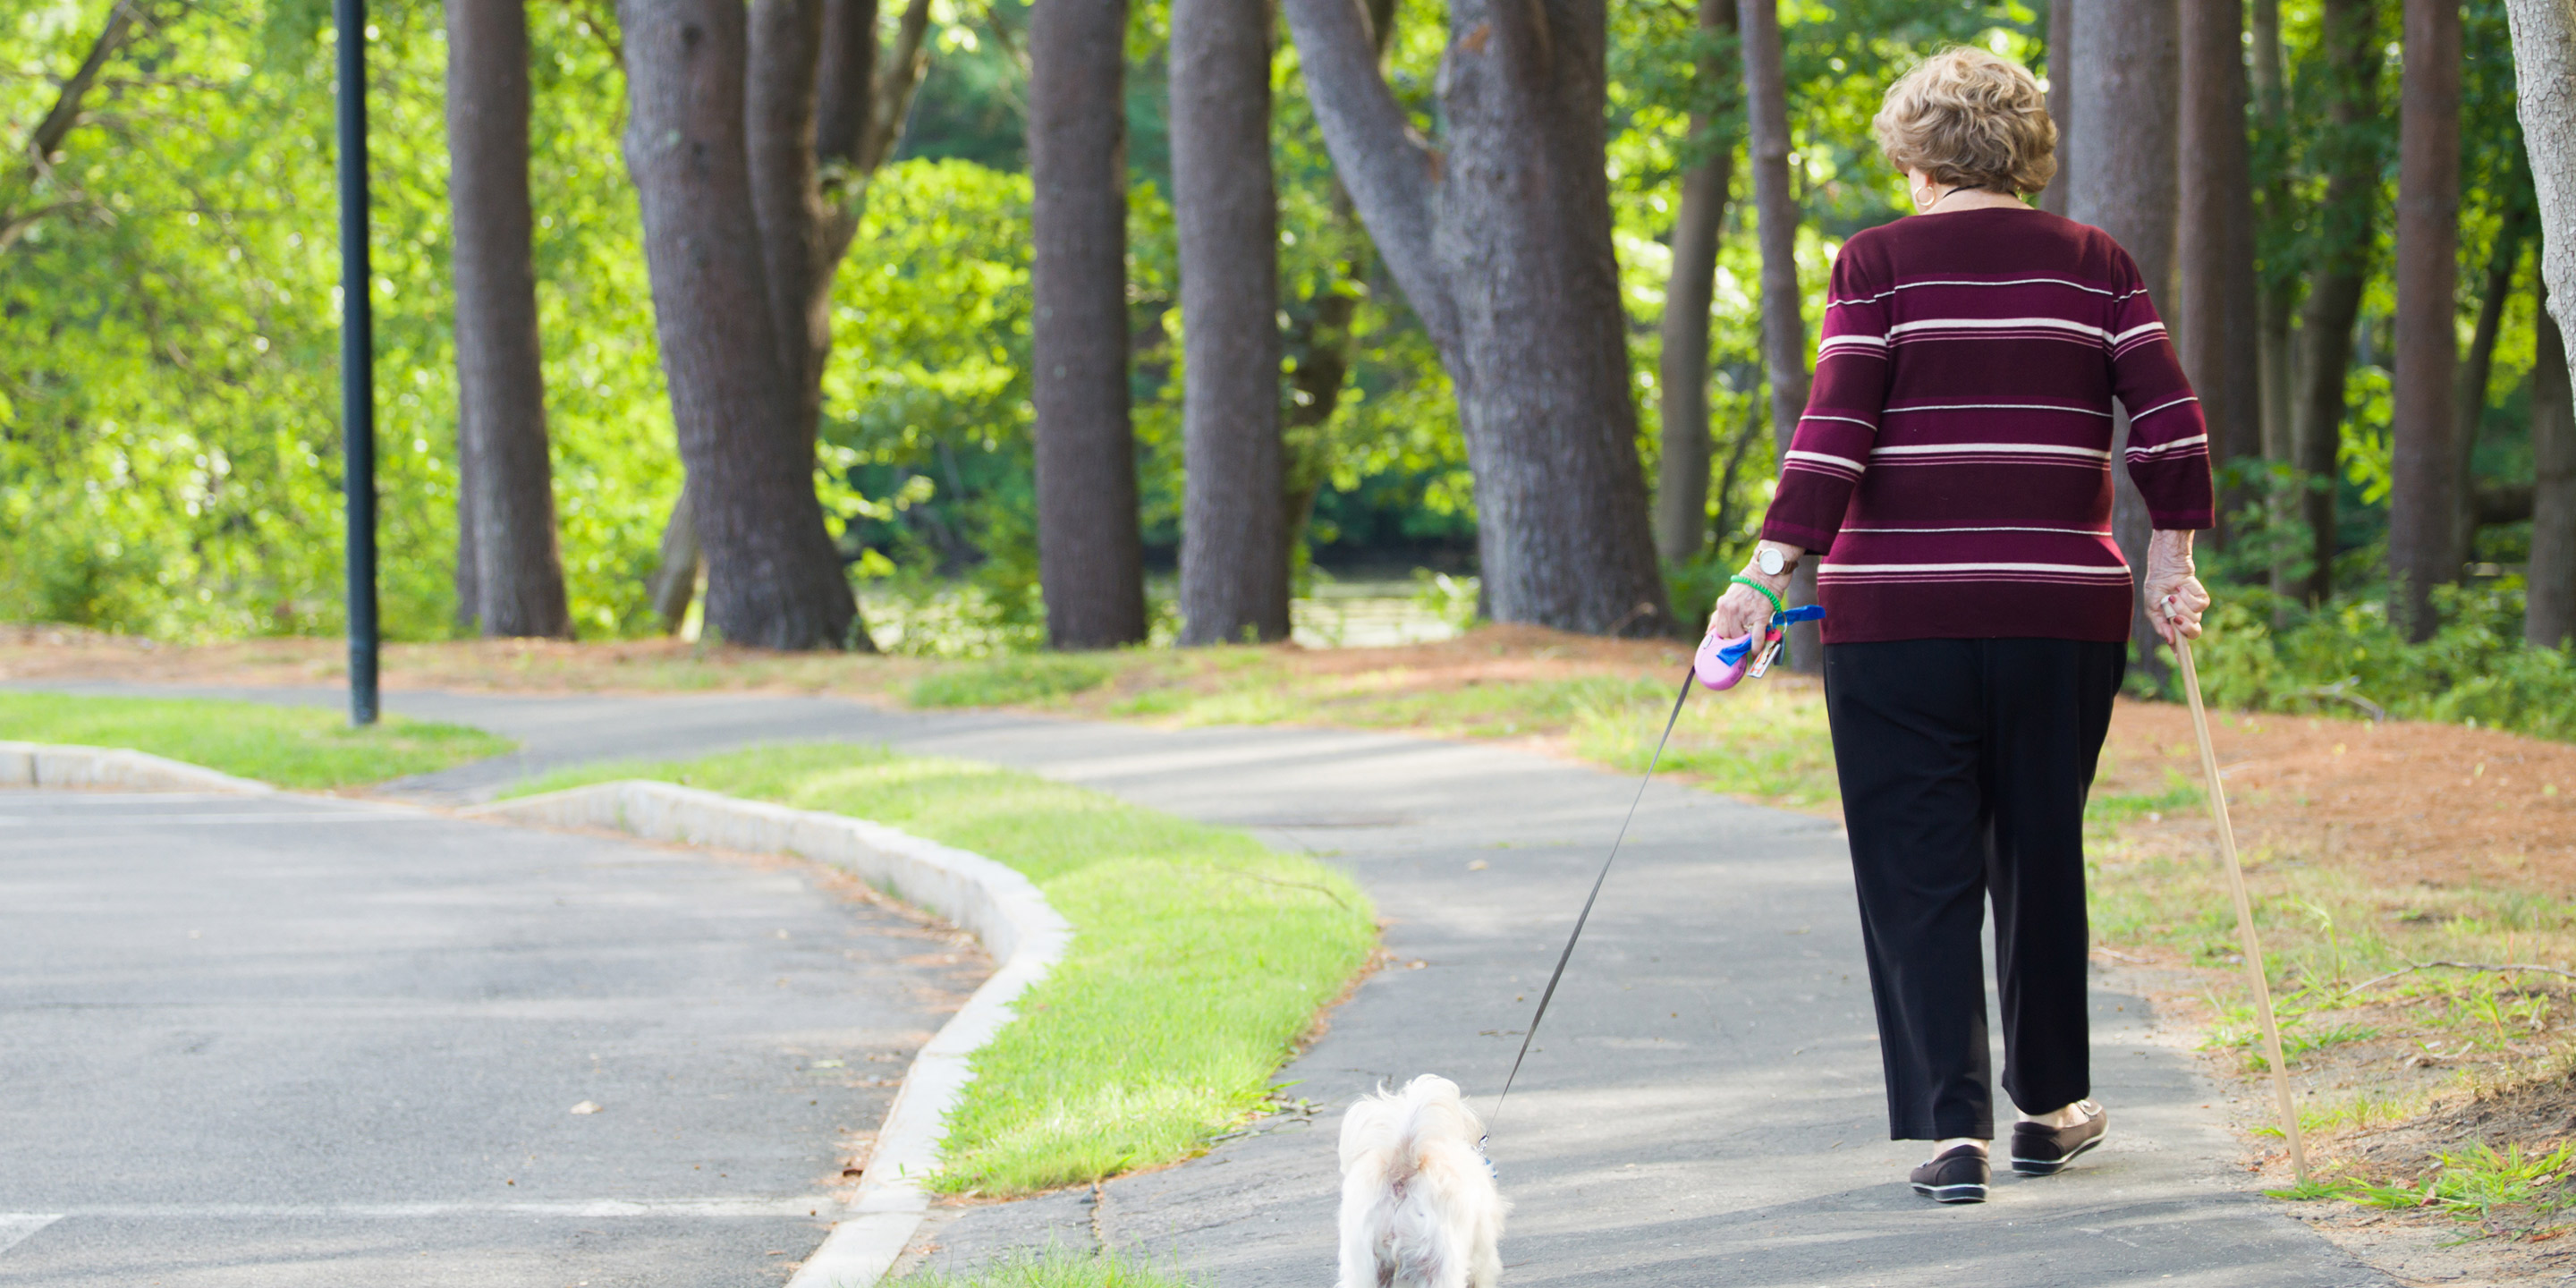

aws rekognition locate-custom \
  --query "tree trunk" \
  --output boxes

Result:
[2453,209,2528,560]
[2068,0,2181,680]
[2531,285,2576,647]
[2178,0,2260,548]
[644,0,933,639]
[2043,0,2072,216]
[2251,0,2297,614]
[1282,0,1671,636]
[445,0,573,639]
[648,481,702,631]
[1653,0,1739,564]
[2507,0,2576,326]
[2288,0,2384,607]
[1029,0,1148,648]
[1172,0,1289,644]
[2388,0,2462,641]
[1741,0,1818,666]
[0,0,138,255]
[618,0,858,650]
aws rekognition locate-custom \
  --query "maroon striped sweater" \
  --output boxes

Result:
[1758,207,2216,644]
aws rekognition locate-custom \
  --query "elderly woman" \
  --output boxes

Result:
[1707,47,2213,1204]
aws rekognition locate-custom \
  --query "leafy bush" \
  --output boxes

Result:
[2193,584,2576,741]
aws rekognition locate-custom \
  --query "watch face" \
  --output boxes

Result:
[1758,549,1783,576]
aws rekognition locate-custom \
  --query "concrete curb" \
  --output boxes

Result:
[463,781,1072,1288]
[0,741,276,794]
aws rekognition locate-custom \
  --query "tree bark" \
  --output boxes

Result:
[1741,0,1818,665]
[648,480,702,630]
[1172,0,1289,644]
[618,0,858,649]
[2178,0,2260,547]
[2043,0,2073,216]
[2068,0,2181,678]
[2453,208,2528,560]
[446,0,574,639]
[2287,0,2384,607]
[1029,0,1148,648]
[2531,285,2576,647]
[2507,0,2576,326]
[648,0,932,640]
[1653,0,1739,564]
[2388,0,2462,640]
[2251,0,2297,614]
[1282,0,1672,636]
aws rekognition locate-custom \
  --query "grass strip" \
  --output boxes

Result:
[905,1247,1204,1288]
[510,742,1377,1197]
[0,691,512,788]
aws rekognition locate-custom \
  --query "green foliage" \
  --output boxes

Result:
[1,0,674,640]
[2192,589,2576,741]
[0,691,511,786]
[509,742,1377,1196]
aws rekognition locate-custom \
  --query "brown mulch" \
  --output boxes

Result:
[2096,701,2576,895]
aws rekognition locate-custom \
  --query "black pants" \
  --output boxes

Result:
[1822,637,2124,1140]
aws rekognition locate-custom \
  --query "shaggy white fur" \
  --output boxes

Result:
[1335,1075,1508,1288]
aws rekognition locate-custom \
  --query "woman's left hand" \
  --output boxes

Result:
[2144,529,2209,644]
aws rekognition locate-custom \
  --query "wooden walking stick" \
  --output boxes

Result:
[2165,598,2310,1185]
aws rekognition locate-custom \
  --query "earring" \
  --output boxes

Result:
[1912,183,1940,211]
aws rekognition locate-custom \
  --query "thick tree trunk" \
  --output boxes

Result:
[745,0,831,445]
[1741,0,1818,665]
[1282,0,1669,635]
[2508,0,2576,325]
[2251,0,2297,613]
[2068,0,2181,679]
[648,0,930,639]
[618,0,858,650]
[445,0,573,639]
[2531,288,2576,647]
[2288,0,2384,607]
[1172,0,1289,645]
[2453,212,2527,559]
[2043,0,2072,216]
[2388,0,2462,640]
[1653,0,1739,564]
[2178,0,2260,547]
[1029,0,1148,648]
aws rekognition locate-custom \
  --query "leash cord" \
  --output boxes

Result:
[1487,665,1697,1136]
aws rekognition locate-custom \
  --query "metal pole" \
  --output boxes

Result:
[335,0,379,726]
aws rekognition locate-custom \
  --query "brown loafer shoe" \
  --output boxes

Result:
[2011,1100,2107,1176]
[1909,1144,1990,1203]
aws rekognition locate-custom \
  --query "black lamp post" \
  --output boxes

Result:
[335,0,378,726]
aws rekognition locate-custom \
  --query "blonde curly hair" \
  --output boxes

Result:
[1874,47,2057,197]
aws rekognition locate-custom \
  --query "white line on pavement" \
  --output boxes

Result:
[0,1215,61,1255]
[4,1198,832,1221]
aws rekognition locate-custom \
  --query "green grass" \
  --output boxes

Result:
[508,742,1377,1197]
[904,1248,1206,1288]
[2275,1142,2576,1241]
[0,691,512,788]
[908,655,1113,708]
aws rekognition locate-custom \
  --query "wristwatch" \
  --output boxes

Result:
[1755,546,1790,578]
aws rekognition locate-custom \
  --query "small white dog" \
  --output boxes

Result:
[1335,1074,1508,1288]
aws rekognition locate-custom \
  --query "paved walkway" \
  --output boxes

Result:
[0,774,979,1287]
[10,682,2390,1286]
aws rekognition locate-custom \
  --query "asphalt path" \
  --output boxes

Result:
[0,783,980,1287]
[6,682,2392,1286]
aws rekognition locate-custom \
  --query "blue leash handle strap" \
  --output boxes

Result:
[1714,604,1828,665]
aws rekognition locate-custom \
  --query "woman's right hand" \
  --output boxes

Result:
[1707,573,1787,642]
